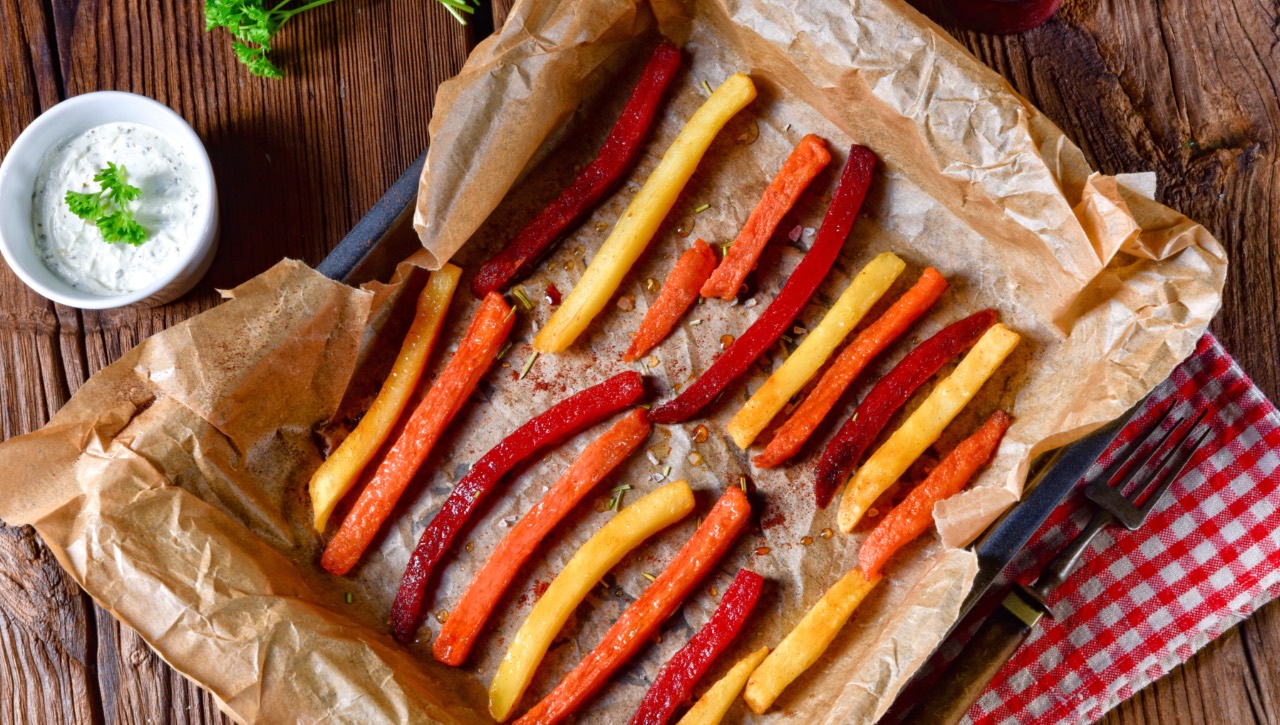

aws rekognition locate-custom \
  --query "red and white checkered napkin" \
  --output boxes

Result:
[963,333,1280,724]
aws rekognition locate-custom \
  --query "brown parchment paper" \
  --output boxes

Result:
[0,0,1226,724]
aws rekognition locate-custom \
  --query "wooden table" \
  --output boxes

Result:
[1,0,1276,722]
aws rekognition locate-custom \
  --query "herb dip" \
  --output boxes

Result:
[31,122,202,295]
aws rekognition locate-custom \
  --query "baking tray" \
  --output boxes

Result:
[317,152,1134,720]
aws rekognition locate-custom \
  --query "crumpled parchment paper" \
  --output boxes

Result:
[0,0,1225,723]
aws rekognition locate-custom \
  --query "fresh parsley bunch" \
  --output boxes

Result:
[204,0,336,79]
[205,0,480,79]
[65,162,149,246]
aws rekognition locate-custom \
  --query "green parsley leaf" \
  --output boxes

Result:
[66,163,149,245]
[94,162,141,206]
[205,0,480,78]
[64,190,104,221]
[96,211,149,246]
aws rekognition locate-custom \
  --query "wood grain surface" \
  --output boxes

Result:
[0,0,1275,723]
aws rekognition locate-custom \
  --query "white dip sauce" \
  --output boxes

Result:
[31,122,202,295]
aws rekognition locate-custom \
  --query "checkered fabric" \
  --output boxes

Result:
[963,333,1280,724]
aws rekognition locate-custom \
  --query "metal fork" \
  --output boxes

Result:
[906,404,1213,725]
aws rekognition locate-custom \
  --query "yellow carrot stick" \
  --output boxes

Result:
[838,323,1021,533]
[488,481,695,722]
[743,569,880,714]
[309,264,461,532]
[727,253,904,449]
[677,646,769,725]
[534,74,757,354]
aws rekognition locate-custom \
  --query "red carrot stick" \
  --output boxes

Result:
[320,292,514,576]
[651,146,878,424]
[753,269,947,469]
[859,410,1011,577]
[390,371,646,642]
[433,409,652,666]
[813,309,996,509]
[515,486,752,725]
[625,239,718,362]
[700,134,831,300]
[471,43,683,298]
[628,568,764,725]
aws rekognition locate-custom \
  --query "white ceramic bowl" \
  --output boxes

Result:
[0,91,219,309]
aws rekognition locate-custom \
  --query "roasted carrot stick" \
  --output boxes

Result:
[651,146,877,424]
[752,268,947,469]
[813,309,997,510]
[700,135,831,300]
[434,409,652,666]
[629,568,764,725]
[320,292,514,576]
[625,239,718,362]
[311,264,461,532]
[515,486,752,725]
[471,43,683,297]
[392,372,646,642]
[859,410,1011,577]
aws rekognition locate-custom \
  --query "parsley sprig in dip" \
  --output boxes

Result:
[32,122,202,295]
[65,162,148,246]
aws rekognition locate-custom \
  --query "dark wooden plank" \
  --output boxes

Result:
[0,0,98,722]
[913,1,1280,723]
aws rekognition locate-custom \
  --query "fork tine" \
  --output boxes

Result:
[1101,412,1187,496]
[1127,408,1208,503]
[1136,420,1212,518]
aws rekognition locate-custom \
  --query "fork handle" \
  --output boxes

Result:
[1034,508,1114,596]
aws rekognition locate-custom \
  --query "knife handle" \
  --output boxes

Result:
[903,586,1047,725]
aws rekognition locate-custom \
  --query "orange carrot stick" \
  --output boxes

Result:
[433,409,652,666]
[753,268,947,469]
[321,292,514,576]
[700,135,830,300]
[858,410,1011,577]
[515,486,751,725]
[624,239,717,362]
